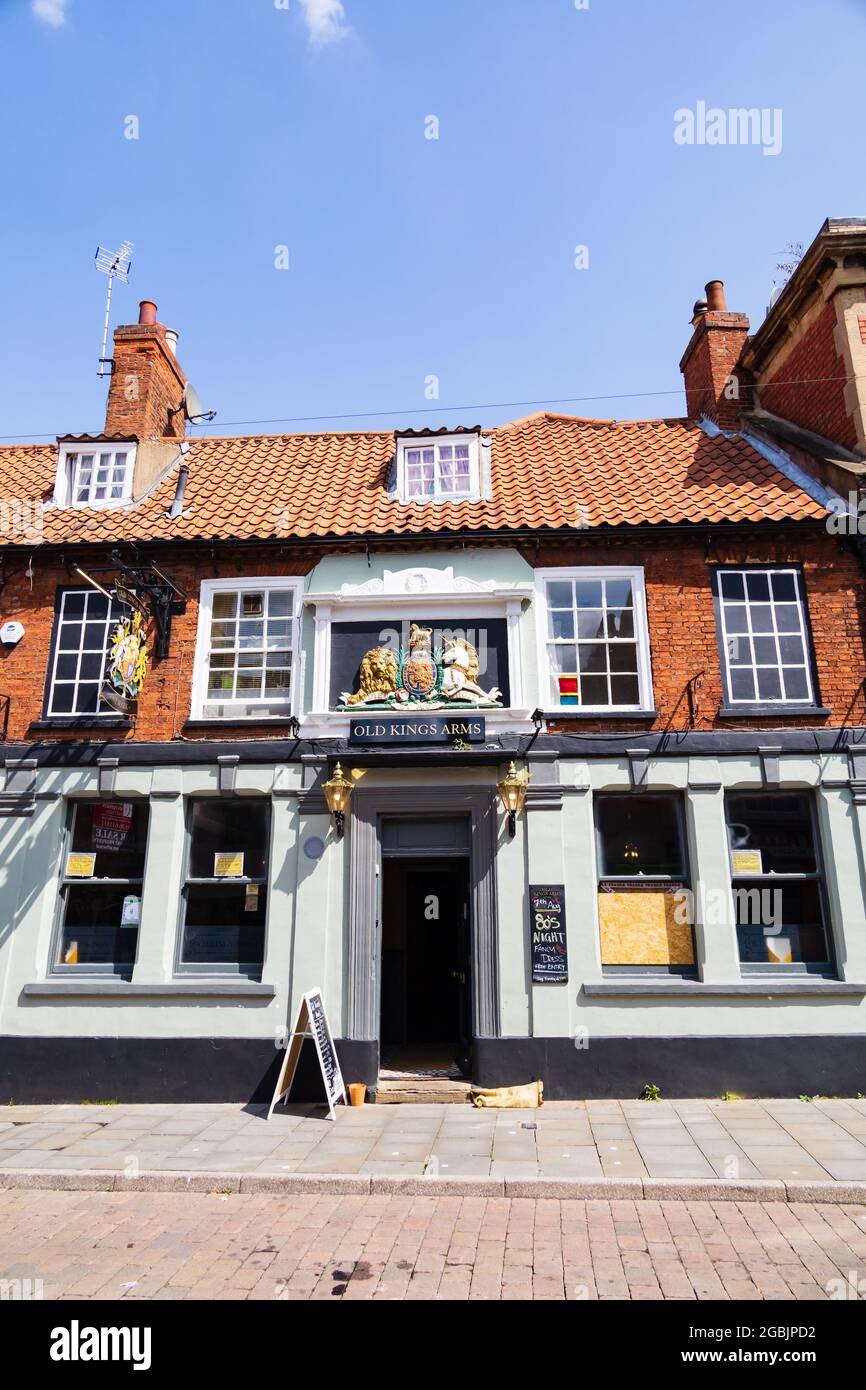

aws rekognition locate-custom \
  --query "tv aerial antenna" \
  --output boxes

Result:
[94,240,133,377]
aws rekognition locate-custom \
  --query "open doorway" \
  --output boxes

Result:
[380,856,471,1079]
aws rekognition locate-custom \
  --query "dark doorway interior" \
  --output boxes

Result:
[380,857,471,1073]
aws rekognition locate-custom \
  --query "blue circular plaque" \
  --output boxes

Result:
[304,836,326,861]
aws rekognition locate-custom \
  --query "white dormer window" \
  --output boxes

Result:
[396,434,481,503]
[54,445,135,508]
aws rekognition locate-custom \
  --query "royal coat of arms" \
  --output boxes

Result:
[101,608,149,715]
[339,622,502,710]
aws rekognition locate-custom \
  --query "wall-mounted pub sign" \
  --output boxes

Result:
[101,606,149,716]
[349,715,486,745]
[530,884,568,984]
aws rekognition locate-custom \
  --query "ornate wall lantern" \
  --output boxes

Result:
[323,762,353,839]
[497,760,527,838]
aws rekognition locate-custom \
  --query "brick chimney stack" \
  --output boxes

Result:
[679,280,751,430]
[104,301,187,440]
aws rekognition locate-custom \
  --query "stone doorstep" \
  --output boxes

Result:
[0,1168,864,1204]
[375,1080,472,1106]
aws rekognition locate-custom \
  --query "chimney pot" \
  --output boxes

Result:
[705,280,727,312]
[138,300,158,326]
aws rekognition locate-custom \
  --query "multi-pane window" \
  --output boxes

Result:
[715,568,815,705]
[47,589,128,717]
[55,800,150,976]
[540,568,650,709]
[726,793,832,971]
[595,794,695,971]
[179,800,270,974]
[195,581,300,719]
[400,438,477,501]
[70,449,132,506]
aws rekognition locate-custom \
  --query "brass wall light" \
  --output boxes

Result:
[497,761,527,838]
[323,761,353,839]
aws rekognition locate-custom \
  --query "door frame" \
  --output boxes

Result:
[347,787,499,1049]
[379,855,470,1049]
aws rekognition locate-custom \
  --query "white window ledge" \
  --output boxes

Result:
[23,980,276,999]
[582,980,864,997]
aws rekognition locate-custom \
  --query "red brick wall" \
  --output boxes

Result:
[104,326,186,440]
[0,549,315,744]
[680,313,751,429]
[760,302,857,449]
[0,533,863,745]
[530,532,866,734]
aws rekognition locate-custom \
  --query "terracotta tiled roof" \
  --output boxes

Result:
[0,412,829,546]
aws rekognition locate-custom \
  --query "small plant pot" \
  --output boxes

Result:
[348,1083,366,1107]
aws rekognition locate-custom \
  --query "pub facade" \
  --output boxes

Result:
[2,217,866,1101]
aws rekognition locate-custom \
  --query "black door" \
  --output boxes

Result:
[380,858,471,1058]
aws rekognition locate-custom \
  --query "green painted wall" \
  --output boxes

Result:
[1,752,864,1045]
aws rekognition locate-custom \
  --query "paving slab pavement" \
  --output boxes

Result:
[0,1099,864,1200]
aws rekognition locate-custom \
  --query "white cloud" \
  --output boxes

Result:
[32,0,71,27]
[298,0,349,46]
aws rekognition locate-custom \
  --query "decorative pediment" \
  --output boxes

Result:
[339,566,501,598]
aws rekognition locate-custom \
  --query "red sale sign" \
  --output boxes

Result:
[91,802,134,853]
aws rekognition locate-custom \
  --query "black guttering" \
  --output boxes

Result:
[5,726,866,769]
[0,517,834,556]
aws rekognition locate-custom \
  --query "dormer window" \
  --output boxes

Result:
[396,434,481,503]
[54,444,136,509]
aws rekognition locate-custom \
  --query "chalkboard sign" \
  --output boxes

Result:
[268,988,347,1120]
[306,990,344,1111]
[530,884,568,984]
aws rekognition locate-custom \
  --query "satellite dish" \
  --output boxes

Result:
[182,381,216,424]
[766,286,784,316]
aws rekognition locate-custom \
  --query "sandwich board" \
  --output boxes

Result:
[268,988,346,1120]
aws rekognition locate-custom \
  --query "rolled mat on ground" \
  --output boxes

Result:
[470,1081,543,1108]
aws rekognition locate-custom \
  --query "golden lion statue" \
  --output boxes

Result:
[342,645,399,706]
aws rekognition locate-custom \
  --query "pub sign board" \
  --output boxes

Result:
[268,987,346,1121]
[349,714,486,745]
[530,884,568,984]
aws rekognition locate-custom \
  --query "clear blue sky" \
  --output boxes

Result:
[0,0,864,442]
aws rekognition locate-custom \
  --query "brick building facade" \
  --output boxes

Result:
[1,217,865,1103]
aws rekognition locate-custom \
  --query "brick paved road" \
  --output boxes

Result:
[1,1191,864,1300]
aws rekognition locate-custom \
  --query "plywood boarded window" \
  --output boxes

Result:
[595,794,694,968]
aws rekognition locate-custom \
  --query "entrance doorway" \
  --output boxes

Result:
[380,855,471,1078]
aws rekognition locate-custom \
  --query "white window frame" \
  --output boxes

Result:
[46,588,128,719]
[535,566,654,713]
[396,434,481,503]
[54,444,136,509]
[715,566,816,707]
[190,577,304,721]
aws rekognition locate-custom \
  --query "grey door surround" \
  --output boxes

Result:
[347,787,500,1042]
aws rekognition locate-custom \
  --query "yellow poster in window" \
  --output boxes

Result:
[731,849,763,875]
[214,852,244,878]
[66,853,96,878]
